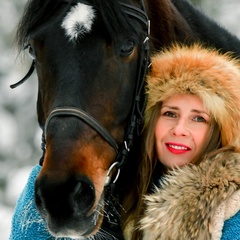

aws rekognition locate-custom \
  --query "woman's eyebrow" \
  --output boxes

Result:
[191,109,210,117]
[161,105,179,110]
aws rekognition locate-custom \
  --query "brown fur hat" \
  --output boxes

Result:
[145,44,240,147]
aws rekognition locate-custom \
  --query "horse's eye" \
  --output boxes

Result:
[120,40,135,57]
[25,44,36,60]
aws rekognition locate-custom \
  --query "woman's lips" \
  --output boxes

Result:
[165,142,191,154]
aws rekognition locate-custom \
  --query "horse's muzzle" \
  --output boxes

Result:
[34,173,104,238]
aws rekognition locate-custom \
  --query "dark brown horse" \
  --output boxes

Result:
[11,0,240,238]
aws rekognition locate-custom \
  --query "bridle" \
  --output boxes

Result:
[10,0,150,186]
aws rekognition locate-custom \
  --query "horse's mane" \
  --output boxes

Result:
[16,0,144,51]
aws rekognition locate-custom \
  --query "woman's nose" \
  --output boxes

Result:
[170,119,189,136]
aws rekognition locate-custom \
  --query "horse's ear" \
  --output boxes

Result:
[10,61,35,89]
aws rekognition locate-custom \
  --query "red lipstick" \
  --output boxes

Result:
[165,142,191,154]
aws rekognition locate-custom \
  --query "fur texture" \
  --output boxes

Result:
[140,149,240,240]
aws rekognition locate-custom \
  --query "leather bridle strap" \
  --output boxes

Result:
[44,107,119,153]
[120,2,149,31]
[10,61,35,89]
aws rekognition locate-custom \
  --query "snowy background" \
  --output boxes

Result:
[1,0,240,239]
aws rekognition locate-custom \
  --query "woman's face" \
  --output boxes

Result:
[155,94,210,169]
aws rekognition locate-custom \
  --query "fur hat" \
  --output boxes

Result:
[145,44,240,147]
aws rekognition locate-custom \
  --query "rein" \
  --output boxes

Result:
[10,0,150,185]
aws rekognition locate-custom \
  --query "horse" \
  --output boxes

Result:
[11,0,240,239]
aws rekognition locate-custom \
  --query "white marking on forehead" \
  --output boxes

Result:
[61,3,95,41]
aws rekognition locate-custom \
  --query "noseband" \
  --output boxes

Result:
[10,0,150,185]
[44,107,119,153]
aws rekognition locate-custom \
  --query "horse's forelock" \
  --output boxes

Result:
[16,0,145,52]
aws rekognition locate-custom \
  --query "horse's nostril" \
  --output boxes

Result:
[35,175,96,219]
[72,180,95,212]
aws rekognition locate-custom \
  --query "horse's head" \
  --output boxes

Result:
[14,0,149,238]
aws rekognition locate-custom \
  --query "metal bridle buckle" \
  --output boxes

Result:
[104,162,121,186]
[124,141,130,152]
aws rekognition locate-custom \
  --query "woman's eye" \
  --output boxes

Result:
[193,116,206,123]
[163,111,176,118]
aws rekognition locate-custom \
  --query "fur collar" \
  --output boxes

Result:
[140,148,240,240]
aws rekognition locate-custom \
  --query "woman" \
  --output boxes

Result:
[123,44,240,239]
